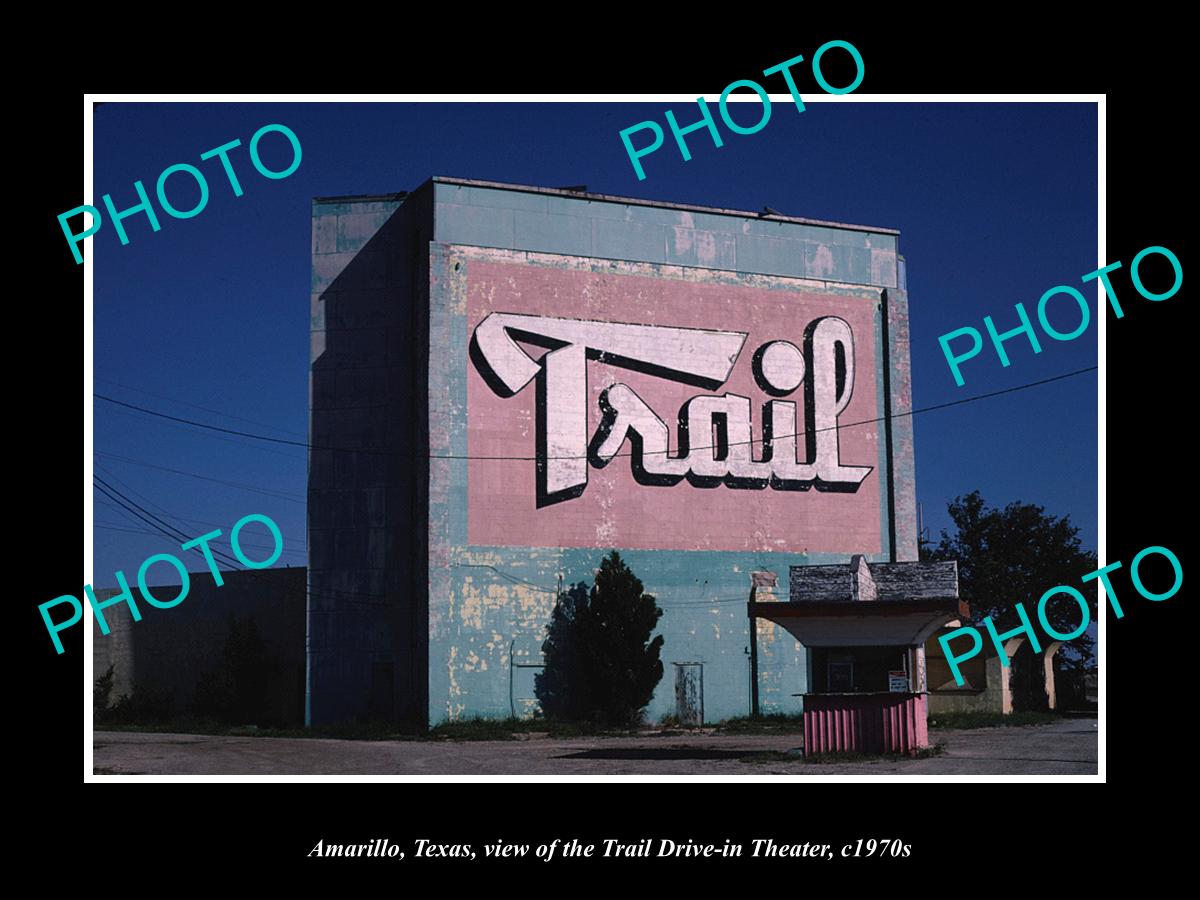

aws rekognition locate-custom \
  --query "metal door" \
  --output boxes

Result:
[674,662,704,726]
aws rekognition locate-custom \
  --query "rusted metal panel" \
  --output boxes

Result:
[803,692,929,755]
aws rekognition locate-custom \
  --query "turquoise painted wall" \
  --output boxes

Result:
[423,179,915,725]
[309,180,914,726]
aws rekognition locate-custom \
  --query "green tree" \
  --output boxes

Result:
[535,551,665,726]
[924,491,1097,672]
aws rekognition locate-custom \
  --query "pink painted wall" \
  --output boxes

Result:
[466,258,883,554]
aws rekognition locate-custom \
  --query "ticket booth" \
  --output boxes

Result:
[749,556,965,755]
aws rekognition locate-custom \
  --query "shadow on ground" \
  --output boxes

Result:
[556,747,799,761]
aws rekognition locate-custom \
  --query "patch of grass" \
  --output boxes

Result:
[98,717,231,736]
[97,717,422,741]
[928,711,1060,730]
[426,717,525,741]
[537,719,640,738]
[283,721,422,741]
[912,742,948,759]
[97,713,626,742]
[103,711,831,743]
[426,716,640,741]
[804,742,947,764]
[715,713,806,735]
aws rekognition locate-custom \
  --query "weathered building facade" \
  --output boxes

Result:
[308,178,917,727]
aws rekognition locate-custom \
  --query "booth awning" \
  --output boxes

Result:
[748,597,968,647]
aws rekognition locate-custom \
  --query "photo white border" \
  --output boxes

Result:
[83,92,1106,783]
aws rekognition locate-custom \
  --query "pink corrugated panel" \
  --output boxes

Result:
[804,694,929,756]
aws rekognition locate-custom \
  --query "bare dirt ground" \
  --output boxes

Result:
[94,718,1097,775]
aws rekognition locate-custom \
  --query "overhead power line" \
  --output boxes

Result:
[453,563,560,594]
[94,499,304,547]
[94,479,193,547]
[99,406,308,462]
[93,476,245,571]
[93,365,1097,463]
[93,522,306,557]
[95,451,306,503]
[95,462,206,540]
[94,376,308,438]
[88,368,1097,603]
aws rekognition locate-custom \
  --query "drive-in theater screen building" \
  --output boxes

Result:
[308,177,933,729]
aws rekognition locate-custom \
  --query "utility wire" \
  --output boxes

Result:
[100,406,308,462]
[450,563,763,606]
[95,451,306,503]
[306,564,756,607]
[94,506,618,604]
[94,480,194,548]
[94,522,306,557]
[90,367,1097,603]
[94,474,203,548]
[89,528,765,607]
[95,462,205,540]
[93,499,305,547]
[453,563,560,594]
[94,376,308,437]
[93,476,245,571]
[94,365,1096,463]
[96,494,159,534]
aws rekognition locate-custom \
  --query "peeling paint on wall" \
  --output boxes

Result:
[311,181,914,728]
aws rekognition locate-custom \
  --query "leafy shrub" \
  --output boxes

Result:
[536,551,664,726]
[94,664,115,714]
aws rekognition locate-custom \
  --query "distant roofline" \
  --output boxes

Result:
[313,177,901,236]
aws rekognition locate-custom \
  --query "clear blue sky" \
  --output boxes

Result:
[91,101,1098,579]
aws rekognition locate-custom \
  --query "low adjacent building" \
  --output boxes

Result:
[92,567,307,725]
[925,623,1083,715]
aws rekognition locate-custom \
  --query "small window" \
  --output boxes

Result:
[828,653,855,692]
